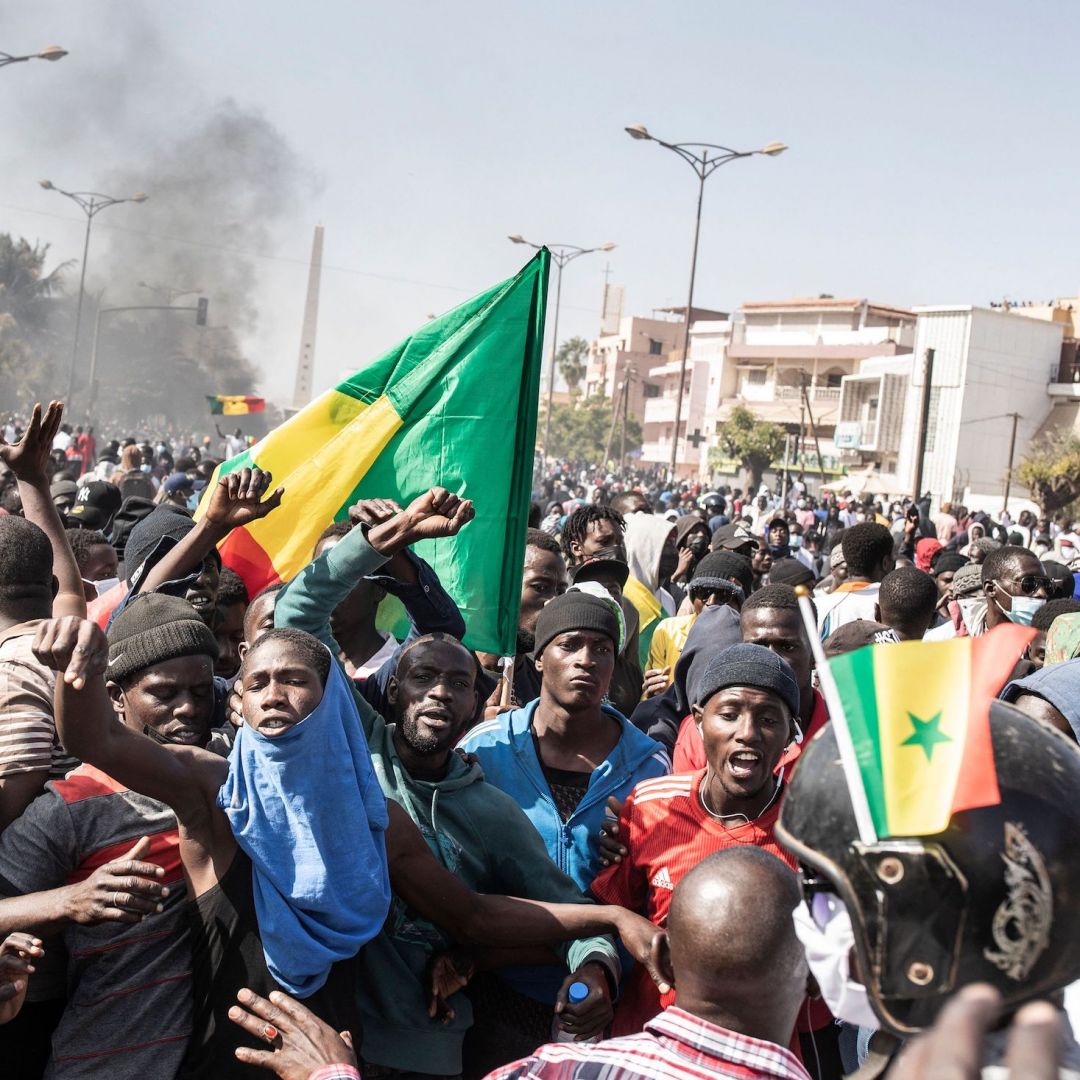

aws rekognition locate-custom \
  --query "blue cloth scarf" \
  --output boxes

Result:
[218,657,391,996]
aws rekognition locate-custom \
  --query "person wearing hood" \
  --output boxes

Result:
[668,515,711,607]
[1000,659,1080,743]
[623,513,678,617]
[643,552,753,695]
[354,634,620,1078]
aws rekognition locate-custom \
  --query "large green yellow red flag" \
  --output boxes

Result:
[199,251,548,655]
[826,624,1033,838]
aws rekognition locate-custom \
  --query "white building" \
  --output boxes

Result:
[836,306,1066,507]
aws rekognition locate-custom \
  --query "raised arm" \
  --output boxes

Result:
[31,617,224,825]
[274,488,474,652]
[0,402,85,619]
[137,468,282,595]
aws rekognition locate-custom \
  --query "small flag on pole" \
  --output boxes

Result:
[826,625,1033,838]
[207,395,266,415]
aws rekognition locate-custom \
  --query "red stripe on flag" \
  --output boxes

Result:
[218,525,281,598]
[951,624,1034,816]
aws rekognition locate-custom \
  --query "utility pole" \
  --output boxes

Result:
[619,368,633,470]
[1002,411,1021,514]
[911,348,936,503]
[800,374,828,485]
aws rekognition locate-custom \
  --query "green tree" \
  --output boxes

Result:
[1018,430,1080,516]
[717,405,786,491]
[555,336,589,397]
[0,235,71,403]
[543,396,640,464]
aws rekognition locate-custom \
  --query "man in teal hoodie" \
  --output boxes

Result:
[269,498,621,1078]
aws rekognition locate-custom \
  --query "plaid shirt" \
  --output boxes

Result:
[485,1007,811,1080]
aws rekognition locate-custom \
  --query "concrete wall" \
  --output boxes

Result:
[896,308,1063,507]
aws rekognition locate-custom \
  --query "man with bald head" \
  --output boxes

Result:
[487,847,812,1080]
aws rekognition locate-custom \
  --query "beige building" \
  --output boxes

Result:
[584,312,684,424]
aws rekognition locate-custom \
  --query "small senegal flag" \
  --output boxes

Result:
[198,251,547,656]
[826,624,1033,838]
[208,395,266,415]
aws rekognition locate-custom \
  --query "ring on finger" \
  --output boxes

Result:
[112,891,121,909]
[263,1024,279,1042]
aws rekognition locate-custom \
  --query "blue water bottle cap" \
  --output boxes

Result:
[567,980,590,1005]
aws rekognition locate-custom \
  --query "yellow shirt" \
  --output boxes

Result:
[645,613,698,692]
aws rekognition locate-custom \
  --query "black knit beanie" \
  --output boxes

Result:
[691,551,754,599]
[695,642,800,716]
[107,593,219,684]
[534,592,620,657]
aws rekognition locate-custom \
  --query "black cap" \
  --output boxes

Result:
[571,557,630,589]
[534,592,621,656]
[768,557,816,589]
[695,642,800,716]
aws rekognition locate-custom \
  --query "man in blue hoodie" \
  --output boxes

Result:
[458,592,669,1067]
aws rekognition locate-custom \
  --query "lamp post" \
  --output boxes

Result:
[39,180,148,408]
[0,45,67,68]
[137,281,204,305]
[508,235,615,465]
[625,123,786,479]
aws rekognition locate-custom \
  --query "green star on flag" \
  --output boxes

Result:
[900,711,952,761]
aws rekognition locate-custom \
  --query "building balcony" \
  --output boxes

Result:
[643,396,679,423]
[773,385,841,402]
[726,340,910,362]
[1050,359,1080,396]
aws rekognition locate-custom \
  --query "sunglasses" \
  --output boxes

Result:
[1009,574,1052,595]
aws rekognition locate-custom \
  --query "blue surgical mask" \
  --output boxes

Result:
[790,535,803,549]
[85,576,119,598]
[1000,594,1046,626]
[140,463,151,473]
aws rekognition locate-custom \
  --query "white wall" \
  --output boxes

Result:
[895,308,1063,506]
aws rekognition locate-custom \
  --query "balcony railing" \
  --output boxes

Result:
[1054,361,1080,384]
[774,385,842,402]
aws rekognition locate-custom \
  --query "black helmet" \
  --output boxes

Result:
[777,700,1080,1035]
[704,494,724,513]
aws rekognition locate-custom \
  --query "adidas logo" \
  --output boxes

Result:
[650,866,675,891]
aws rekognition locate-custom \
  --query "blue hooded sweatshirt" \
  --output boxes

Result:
[458,700,670,891]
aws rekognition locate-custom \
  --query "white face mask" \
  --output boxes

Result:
[793,893,879,1029]
[998,594,1046,627]
[85,576,119,598]
[957,596,987,633]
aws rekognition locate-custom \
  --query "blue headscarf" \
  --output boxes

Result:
[219,655,391,996]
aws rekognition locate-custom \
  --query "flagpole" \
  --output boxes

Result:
[795,587,879,846]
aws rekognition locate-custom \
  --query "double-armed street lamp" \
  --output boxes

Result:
[39,180,149,406]
[0,45,67,69]
[508,235,616,464]
[625,123,786,479]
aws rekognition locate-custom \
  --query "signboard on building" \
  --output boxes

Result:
[834,421,863,450]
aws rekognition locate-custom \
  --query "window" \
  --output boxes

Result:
[649,338,663,355]
[747,369,767,385]
[643,383,660,398]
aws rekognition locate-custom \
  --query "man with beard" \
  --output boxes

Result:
[0,594,218,1079]
[355,633,619,1079]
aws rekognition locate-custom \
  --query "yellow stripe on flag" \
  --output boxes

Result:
[875,637,972,836]
[242,390,403,583]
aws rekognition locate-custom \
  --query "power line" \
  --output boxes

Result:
[0,199,601,314]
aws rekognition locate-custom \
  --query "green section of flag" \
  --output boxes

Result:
[829,645,887,835]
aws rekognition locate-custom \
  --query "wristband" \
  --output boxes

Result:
[308,1066,361,1080]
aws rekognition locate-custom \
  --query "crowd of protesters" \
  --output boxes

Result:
[0,405,1078,1080]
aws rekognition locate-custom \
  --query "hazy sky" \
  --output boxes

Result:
[2,1,1078,405]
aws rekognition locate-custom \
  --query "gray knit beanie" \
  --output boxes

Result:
[534,592,620,657]
[107,593,219,684]
[695,642,800,716]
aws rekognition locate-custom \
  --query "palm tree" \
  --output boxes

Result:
[555,336,589,398]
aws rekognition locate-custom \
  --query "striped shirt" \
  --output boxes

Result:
[0,620,78,780]
[0,764,190,1079]
[485,1006,811,1080]
[590,771,796,1036]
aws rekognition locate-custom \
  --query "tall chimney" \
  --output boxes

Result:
[292,224,324,411]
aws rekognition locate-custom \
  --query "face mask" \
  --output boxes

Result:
[790,535,802,549]
[140,463,151,473]
[957,596,987,633]
[84,576,119,598]
[686,535,709,558]
[998,594,1046,626]
[792,893,879,1029]
[187,492,201,512]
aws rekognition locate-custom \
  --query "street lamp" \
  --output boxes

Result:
[625,123,786,478]
[0,45,67,68]
[39,180,149,408]
[138,281,204,305]
[509,234,616,464]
